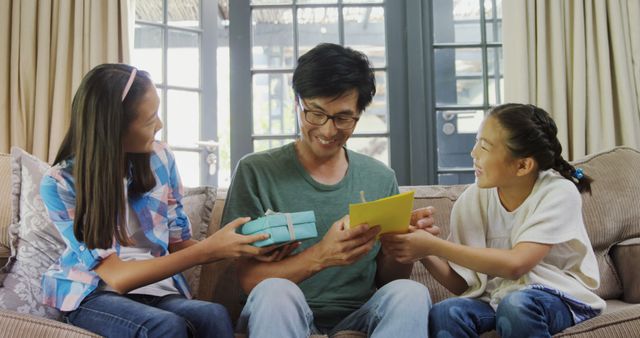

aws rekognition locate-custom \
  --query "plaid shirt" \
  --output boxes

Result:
[40,142,193,311]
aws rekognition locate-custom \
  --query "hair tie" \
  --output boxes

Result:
[121,68,137,101]
[572,168,584,180]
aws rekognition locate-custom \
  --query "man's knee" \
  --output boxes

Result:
[249,278,305,303]
[379,279,432,307]
[246,278,309,316]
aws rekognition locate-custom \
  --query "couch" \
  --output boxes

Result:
[1,146,639,337]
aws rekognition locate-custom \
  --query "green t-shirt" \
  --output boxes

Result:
[222,142,399,329]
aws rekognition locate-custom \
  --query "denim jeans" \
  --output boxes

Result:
[65,291,234,338]
[429,289,574,338]
[236,278,431,338]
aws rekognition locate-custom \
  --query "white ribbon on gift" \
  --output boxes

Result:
[265,209,296,241]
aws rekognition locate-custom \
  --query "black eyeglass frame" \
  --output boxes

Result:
[295,95,360,130]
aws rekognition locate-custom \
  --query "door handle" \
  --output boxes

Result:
[196,140,219,175]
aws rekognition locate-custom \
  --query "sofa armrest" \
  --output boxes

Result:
[0,244,9,270]
[611,238,640,303]
[0,309,101,337]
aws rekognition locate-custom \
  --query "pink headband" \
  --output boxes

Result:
[121,68,137,101]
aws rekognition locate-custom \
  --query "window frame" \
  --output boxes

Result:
[229,0,502,185]
[229,0,391,170]
[133,0,219,186]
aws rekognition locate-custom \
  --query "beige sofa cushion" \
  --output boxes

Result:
[401,184,468,305]
[573,147,640,299]
[0,147,62,319]
[403,147,640,302]
[0,146,216,321]
[180,186,217,299]
[611,239,640,303]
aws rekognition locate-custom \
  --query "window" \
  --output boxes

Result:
[229,0,390,168]
[132,0,502,188]
[132,0,219,187]
[432,0,503,184]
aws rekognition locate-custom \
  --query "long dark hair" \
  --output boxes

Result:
[54,64,157,249]
[489,103,593,194]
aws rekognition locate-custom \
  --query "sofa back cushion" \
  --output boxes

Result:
[199,186,473,319]
[0,146,215,320]
[573,147,640,299]
[179,186,218,299]
[0,147,63,320]
[199,147,640,320]
[198,189,245,322]
[401,185,468,304]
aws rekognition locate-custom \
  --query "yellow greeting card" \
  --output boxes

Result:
[349,191,415,236]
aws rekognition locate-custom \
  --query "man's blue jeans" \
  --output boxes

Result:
[65,291,234,338]
[429,289,574,338]
[237,278,432,338]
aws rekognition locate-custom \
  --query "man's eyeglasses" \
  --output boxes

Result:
[296,96,360,130]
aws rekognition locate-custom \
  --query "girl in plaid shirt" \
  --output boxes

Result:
[41,64,277,338]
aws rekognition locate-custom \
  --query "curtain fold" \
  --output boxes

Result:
[503,0,640,160]
[0,0,129,162]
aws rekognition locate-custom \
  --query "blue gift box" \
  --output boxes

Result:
[239,211,318,247]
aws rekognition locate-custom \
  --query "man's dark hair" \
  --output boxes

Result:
[292,43,376,113]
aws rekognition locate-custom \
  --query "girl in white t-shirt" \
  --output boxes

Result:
[381,103,604,338]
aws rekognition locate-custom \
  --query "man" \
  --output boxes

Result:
[222,43,436,337]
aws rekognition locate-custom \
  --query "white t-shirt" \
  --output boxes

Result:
[99,182,179,296]
[448,170,605,320]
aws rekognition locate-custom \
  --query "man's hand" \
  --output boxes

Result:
[311,215,380,269]
[410,206,439,235]
[254,242,301,262]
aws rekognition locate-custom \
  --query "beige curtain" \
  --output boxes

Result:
[0,0,130,162]
[503,0,640,160]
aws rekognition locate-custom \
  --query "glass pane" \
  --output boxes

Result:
[135,0,163,23]
[436,110,480,169]
[442,110,484,134]
[252,9,294,69]
[155,89,164,141]
[252,73,296,135]
[168,0,200,29]
[217,44,232,187]
[297,7,339,57]
[172,151,200,187]
[484,0,502,42]
[438,172,475,185]
[484,0,502,19]
[434,48,484,106]
[344,0,384,3]
[297,0,337,3]
[488,47,503,105]
[433,0,481,43]
[254,139,295,152]
[167,90,200,147]
[488,77,504,106]
[168,30,200,88]
[347,137,389,165]
[485,20,502,43]
[132,25,163,82]
[343,7,386,68]
[355,71,387,133]
[251,0,292,4]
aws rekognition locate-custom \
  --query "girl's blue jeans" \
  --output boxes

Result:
[429,288,574,338]
[65,290,234,338]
